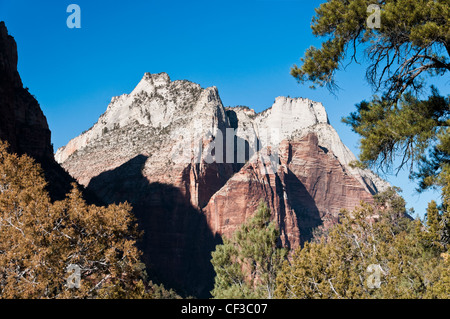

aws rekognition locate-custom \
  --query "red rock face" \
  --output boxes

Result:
[82,155,233,298]
[50,65,386,298]
[0,22,75,200]
[204,133,374,248]
[1,20,384,299]
[54,87,383,297]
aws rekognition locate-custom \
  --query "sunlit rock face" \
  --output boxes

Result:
[56,72,388,297]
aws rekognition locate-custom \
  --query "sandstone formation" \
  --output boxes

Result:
[57,72,238,296]
[0,22,75,201]
[55,72,389,297]
[204,132,375,247]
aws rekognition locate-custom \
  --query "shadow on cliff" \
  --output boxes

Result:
[87,154,222,298]
[226,109,261,173]
[279,167,323,246]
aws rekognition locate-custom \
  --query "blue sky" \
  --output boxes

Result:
[1,0,447,217]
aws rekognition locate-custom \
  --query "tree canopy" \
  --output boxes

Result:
[292,0,449,205]
[290,2,449,296]
[275,188,449,299]
[0,140,177,299]
[292,0,449,95]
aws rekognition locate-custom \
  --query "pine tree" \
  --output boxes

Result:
[210,202,287,299]
[292,0,449,96]
[292,0,449,204]
[421,201,444,252]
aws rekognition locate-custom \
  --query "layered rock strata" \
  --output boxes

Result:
[55,72,389,297]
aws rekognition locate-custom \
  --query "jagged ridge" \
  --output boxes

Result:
[55,72,389,297]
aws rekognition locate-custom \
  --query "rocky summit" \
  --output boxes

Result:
[55,72,389,297]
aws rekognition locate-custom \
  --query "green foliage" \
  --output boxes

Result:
[343,88,449,184]
[292,0,449,95]
[0,140,177,299]
[422,200,444,252]
[275,188,449,299]
[210,202,288,299]
[293,0,450,207]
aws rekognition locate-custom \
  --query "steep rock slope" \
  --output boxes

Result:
[56,72,389,297]
[0,22,74,200]
[56,72,237,297]
[56,72,236,208]
[205,132,375,247]
[206,98,388,247]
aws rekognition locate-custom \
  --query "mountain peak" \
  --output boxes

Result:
[142,71,171,85]
[56,72,388,195]
[271,96,329,125]
[0,21,22,88]
[129,72,171,96]
[55,72,223,165]
[54,71,389,296]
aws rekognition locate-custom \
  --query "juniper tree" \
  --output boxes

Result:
[0,140,176,299]
[275,188,449,299]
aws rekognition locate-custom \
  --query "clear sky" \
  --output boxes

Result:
[1,0,447,217]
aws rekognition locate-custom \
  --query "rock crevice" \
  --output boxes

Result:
[55,72,389,296]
